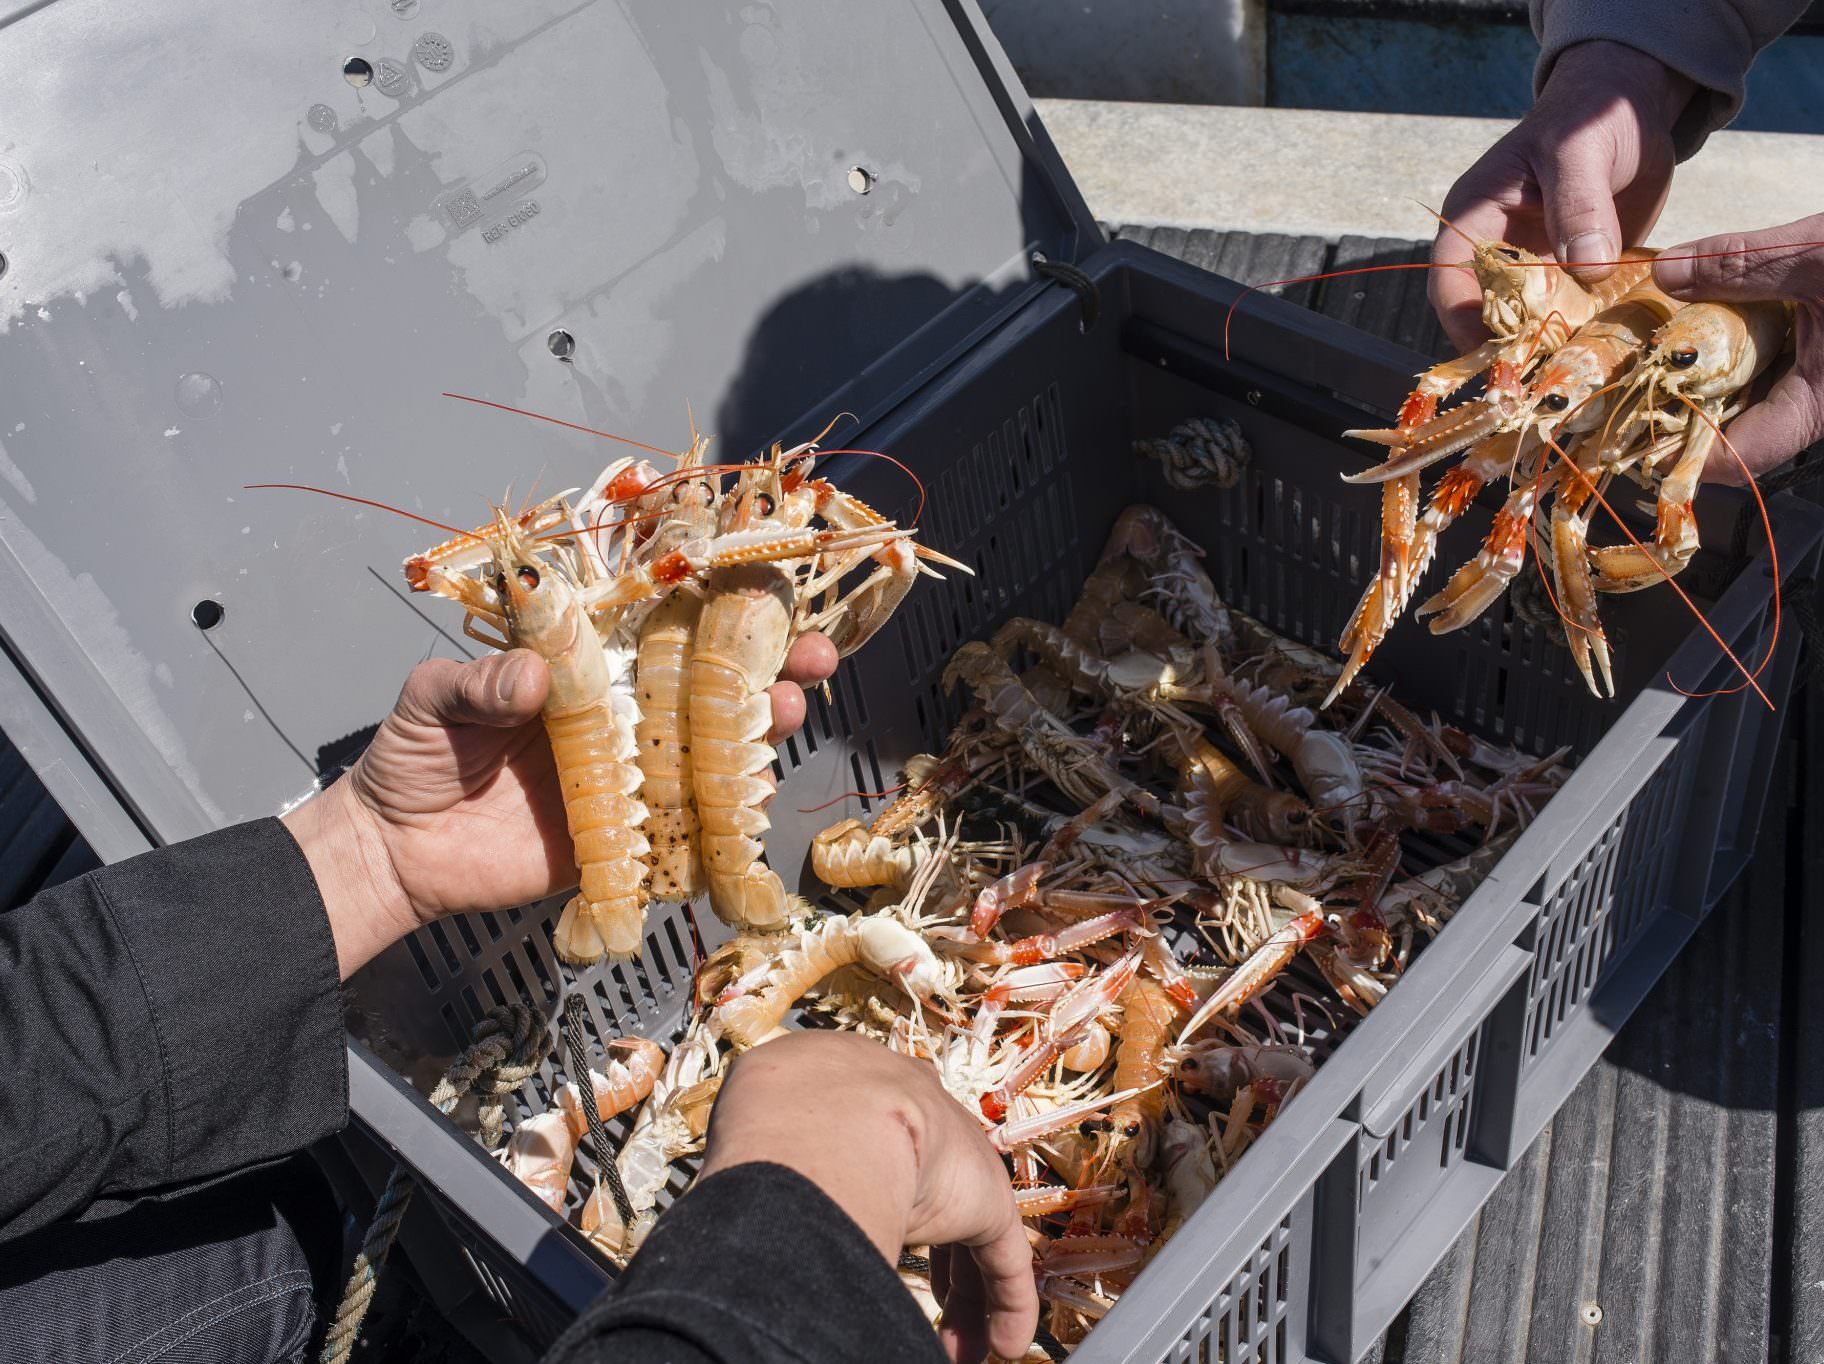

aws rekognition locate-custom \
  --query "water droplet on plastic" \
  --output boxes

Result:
[547,329,576,360]
[174,372,223,420]
[847,166,875,195]
[343,56,374,87]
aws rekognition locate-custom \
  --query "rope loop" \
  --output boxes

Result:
[1031,252,1100,331]
[321,1002,547,1364]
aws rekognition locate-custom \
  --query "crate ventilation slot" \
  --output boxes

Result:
[1171,1215,1293,1363]
[1523,738,1694,1061]
[1358,1028,1481,1208]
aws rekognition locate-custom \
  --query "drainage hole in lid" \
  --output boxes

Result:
[343,56,374,87]
[847,166,874,195]
[192,599,225,630]
[547,329,576,360]
[0,250,8,282]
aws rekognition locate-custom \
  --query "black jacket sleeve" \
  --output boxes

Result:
[0,818,347,1241]
[545,1162,946,1364]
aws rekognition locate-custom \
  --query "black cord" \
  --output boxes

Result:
[1787,577,1824,688]
[1032,254,1100,331]
[1726,448,1824,567]
[563,994,637,1232]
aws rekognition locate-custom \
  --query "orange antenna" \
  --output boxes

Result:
[1416,202,1478,252]
[1222,241,1824,364]
[244,483,486,543]
[1537,376,1631,456]
[1514,310,1574,376]
[441,392,680,462]
[1223,261,1442,360]
[796,781,910,814]
[1665,393,1782,700]
[813,448,929,526]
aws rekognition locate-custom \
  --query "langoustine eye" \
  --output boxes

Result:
[518,565,541,590]
[1670,347,1699,369]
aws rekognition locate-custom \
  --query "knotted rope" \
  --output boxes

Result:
[1134,416,1252,491]
[320,1003,545,1364]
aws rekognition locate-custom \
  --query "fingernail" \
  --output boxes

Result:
[1655,248,1696,293]
[1563,231,1612,270]
[494,652,528,704]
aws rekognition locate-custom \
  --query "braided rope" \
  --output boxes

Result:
[320,1003,545,1364]
[1134,416,1251,491]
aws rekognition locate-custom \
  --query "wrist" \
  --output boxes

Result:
[282,781,416,979]
[699,1048,926,1263]
[1547,41,1694,132]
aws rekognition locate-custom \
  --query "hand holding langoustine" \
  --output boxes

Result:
[1652,212,1824,485]
[405,488,911,963]
[1425,39,1691,350]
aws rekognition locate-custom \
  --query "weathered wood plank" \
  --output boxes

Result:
[1314,236,1450,360]
[1790,676,1824,1362]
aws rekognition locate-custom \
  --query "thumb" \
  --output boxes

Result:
[1656,215,1824,301]
[1540,147,1625,284]
[972,1212,1041,1363]
[392,651,549,729]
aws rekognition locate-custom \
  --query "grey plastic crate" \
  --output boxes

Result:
[341,244,1821,1364]
[1,1,1816,1361]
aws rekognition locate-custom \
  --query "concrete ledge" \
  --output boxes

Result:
[1036,100,1824,244]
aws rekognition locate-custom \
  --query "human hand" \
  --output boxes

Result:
[284,633,836,978]
[1654,215,1824,484]
[1430,41,1693,351]
[698,1030,1038,1364]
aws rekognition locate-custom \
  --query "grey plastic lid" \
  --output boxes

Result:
[0,0,1097,839]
